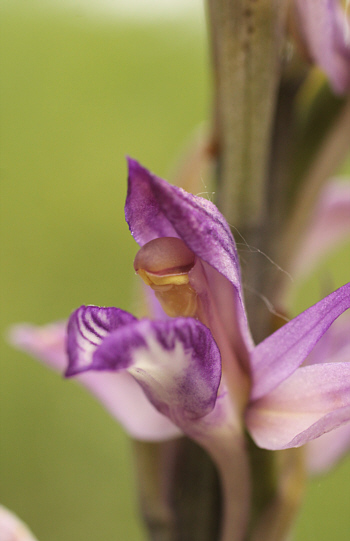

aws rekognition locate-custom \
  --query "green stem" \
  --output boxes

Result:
[207,4,306,541]
[207,0,288,229]
[250,447,305,541]
[133,439,222,541]
[207,0,288,342]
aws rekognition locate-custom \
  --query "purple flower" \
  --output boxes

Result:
[292,0,350,94]
[11,159,350,457]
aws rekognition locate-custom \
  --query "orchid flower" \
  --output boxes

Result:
[10,160,350,539]
[0,505,38,541]
[11,159,350,452]
[292,0,350,94]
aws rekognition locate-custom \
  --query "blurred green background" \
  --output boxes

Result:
[1,2,349,540]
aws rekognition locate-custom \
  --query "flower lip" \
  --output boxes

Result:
[133,237,196,276]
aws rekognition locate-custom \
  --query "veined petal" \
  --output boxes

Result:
[293,0,350,94]
[292,180,350,278]
[67,312,222,426]
[10,320,180,441]
[66,305,137,375]
[250,282,350,401]
[125,158,253,362]
[0,505,38,541]
[246,363,350,450]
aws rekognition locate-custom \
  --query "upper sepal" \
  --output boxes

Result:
[125,158,254,358]
[125,158,242,293]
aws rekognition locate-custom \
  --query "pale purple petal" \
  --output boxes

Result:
[304,312,350,472]
[294,0,350,94]
[246,363,350,450]
[9,322,67,371]
[67,308,222,426]
[306,422,350,474]
[250,282,350,401]
[292,181,350,278]
[125,158,253,359]
[0,506,38,541]
[10,321,181,441]
[304,311,350,366]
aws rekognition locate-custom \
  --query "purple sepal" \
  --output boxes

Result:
[66,305,137,376]
[250,282,350,401]
[125,159,241,291]
[125,158,253,356]
[303,310,350,366]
